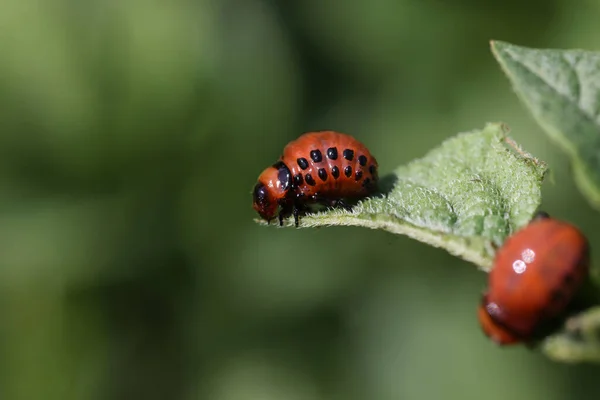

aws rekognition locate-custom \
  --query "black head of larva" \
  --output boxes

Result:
[253,162,292,221]
[253,183,269,208]
[252,181,277,221]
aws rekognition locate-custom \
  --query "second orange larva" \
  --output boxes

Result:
[478,213,590,345]
[252,131,379,226]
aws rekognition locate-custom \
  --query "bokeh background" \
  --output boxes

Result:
[2,0,600,399]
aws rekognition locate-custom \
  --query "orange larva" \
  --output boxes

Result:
[252,131,378,226]
[478,213,589,345]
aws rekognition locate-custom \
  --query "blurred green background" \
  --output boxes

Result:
[1,0,600,399]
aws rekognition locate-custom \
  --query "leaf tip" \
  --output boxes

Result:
[489,40,517,62]
[492,121,510,134]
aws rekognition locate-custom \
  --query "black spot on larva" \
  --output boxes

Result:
[310,149,323,163]
[563,273,575,286]
[318,168,327,181]
[327,147,338,160]
[362,177,371,188]
[358,155,367,166]
[344,166,352,177]
[297,158,309,170]
[343,149,354,161]
[331,166,340,179]
[369,165,376,174]
[550,289,564,304]
[305,174,316,186]
[294,174,303,186]
[355,170,363,181]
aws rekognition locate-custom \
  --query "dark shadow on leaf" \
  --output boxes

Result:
[377,173,398,196]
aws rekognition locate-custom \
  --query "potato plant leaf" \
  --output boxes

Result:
[542,305,600,363]
[491,41,600,208]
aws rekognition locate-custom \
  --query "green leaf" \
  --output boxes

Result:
[256,123,548,271]
[491,41,600,208]
[542,306,600,363]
